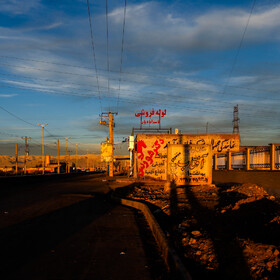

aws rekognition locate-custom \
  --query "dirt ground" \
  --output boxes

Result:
[115,182,280,280]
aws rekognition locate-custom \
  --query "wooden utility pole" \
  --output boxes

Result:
[76,144,78,172]
[100,111,118,177]
[22,136,31,175]
[109,113,113,177]
[15,143,18,175]
[86,149,89,170]
[38,124,48,175]
[57,139,60,174]
[68,150,71,173]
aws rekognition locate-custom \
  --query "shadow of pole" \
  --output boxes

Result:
[0,194,114,278]
[184,186,252,280]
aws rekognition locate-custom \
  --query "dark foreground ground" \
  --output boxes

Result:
[0,174,169,280]
[115,182,280,280]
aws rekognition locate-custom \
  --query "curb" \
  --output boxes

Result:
[111,191,192,280]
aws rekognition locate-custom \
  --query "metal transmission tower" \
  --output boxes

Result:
[233,105,240,134]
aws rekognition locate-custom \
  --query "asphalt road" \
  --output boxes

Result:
[0,174,168,280]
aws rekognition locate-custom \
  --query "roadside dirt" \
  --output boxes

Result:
[115,183,280,280]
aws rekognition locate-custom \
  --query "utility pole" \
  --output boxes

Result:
[68,150,71,173]
[109,113,113,176]
[64,137,71,173]
[38,124,48,175]
[86,149,89,170]
[76,144,78,172]
[15,143,18,175]
[57,139,60,174]
[21,136,31,175]
[100,111,118,177]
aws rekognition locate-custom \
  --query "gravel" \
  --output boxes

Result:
[115,182,280,280]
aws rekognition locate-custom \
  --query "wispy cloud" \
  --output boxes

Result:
[0,0,41,15]
[109,2,280,51]
[0,93,17,98]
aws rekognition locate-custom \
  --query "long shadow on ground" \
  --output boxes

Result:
[0,193,114,279]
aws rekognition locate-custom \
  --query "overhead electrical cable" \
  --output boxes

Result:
[1,74,280,114]
[0,102,59,139]
[2,76,280,116]
[0,104,37,128]
[3,62,280,108]
[1,79,279,122]
[222,0,256,95]
[117,0,127,112]
[1,61,280,99]
[106,0,111,107]
[86,0,102,112]
[0,82,278,123]
[1,71,280,112]
[0,83,235,115]
[3,54,277,93]
[0,54,272,89]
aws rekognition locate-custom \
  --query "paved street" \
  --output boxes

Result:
[0,174,167,280]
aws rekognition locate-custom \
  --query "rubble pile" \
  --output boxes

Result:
[116,183,280,280]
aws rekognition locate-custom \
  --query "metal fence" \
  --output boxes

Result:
[216,146,280,170]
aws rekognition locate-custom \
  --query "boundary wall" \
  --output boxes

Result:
[135,134,239,180]
[214,143,280,171]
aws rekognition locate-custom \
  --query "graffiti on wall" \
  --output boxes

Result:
[137,138,165,178]
[168,144,212,185]
[136,134,239,180]
[163,137,237,153]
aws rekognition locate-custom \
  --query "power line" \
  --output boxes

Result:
[0,80,260,117]
[106,0,111,108]
[0,104,37,128]
[223,0,257,95]
[0,82,232,115]
[1,75,280,116]
[2,61,280,100]
[2,56,276,95]
[117,0,127,112]
[0,102,59,140]
[86,0,102,112]
[0,81,275,123]
[0,54,270,90]
[1,82,279,124]
[2,61,279,112]
[1,70,280,116]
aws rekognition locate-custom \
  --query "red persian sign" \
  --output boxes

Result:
[135,109,166,126]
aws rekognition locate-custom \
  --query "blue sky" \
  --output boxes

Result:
[0,0,280,156]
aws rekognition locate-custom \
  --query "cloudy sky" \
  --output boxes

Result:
[0,0,280,156]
